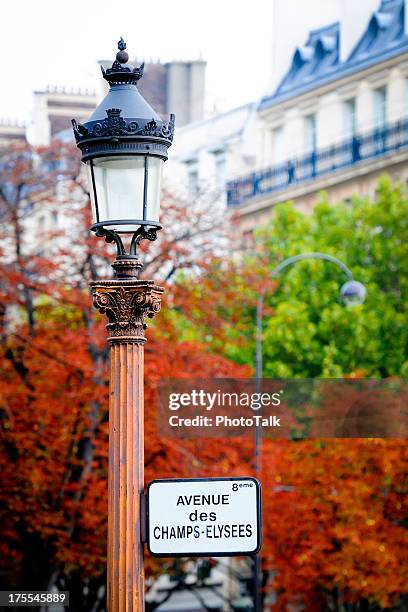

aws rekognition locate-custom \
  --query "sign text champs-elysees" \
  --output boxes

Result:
[147,477,262,557]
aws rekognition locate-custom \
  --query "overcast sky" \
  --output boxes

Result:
[0,0,275,122]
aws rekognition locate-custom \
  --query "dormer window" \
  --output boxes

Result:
[293,46,314,68]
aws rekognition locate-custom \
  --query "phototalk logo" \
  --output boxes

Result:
[168,389,283,412]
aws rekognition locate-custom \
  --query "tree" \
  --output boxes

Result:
[262,438,407,611]
[256,177,408,379]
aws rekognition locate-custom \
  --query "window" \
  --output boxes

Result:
[374,86,387,128]
[343,98,356,138]
[304,114,316,152]
[405,78,408,117]
[242,229,254,251]
[185,160,199,195]
[272,127,285,163]
[37,215,46,232]
[188,168,199,195]
[213,151,227,189]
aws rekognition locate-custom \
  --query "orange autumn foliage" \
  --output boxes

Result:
[261,438,407,610]
[0,317,251,587]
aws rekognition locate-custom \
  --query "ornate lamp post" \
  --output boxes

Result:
[72,39,175,612]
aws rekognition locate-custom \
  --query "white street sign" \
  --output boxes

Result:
[147,477,262,557]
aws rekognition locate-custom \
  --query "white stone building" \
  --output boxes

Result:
[0,119,26,150]
[165,102,259,205]
[29,87,98,147]
[227,0,408,233]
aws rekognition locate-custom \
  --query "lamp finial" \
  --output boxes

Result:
[116,37,129,64]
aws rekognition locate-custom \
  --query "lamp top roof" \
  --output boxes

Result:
[88,38,162,123]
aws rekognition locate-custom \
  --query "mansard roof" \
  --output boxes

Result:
[348,0,405,63]
[260,0,408,110]
[275,22,340,99]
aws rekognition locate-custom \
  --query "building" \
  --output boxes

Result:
[0,119,27,150]
[142,59,206,127]
[227,0,408,232]
[269,0,381,94]
[30,87,98,146]
[166,102,259,203]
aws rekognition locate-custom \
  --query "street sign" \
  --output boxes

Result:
[146,477,262,557]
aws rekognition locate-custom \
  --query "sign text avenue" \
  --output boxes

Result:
[147,477,262,557]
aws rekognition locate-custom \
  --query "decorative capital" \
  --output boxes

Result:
[90,279,164,343]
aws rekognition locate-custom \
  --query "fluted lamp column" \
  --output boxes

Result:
[91,263,163,611]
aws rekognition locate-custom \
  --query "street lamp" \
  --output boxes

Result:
[72,39,175,612]
[255,252,367,384]
[252,252,366,612]
[340,279,367,306]
[72,36,175,265]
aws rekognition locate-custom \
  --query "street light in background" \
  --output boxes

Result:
[340,279,367,306]
[255,251,367,393]
[252,252,366,611]
[72,38,175,612]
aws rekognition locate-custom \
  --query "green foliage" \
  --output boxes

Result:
[256,176,408,377]
[175,176,408,378]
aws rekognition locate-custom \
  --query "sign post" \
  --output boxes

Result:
[146,477,262,557]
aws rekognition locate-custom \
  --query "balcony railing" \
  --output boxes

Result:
[227,117,408,207]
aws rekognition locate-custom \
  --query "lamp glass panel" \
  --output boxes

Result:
[146,157,163,224]
[87,156,145,232]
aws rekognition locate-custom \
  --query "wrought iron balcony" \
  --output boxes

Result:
[227,117,408,207]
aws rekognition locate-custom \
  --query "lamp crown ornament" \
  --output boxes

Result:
[100,37,145,85]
